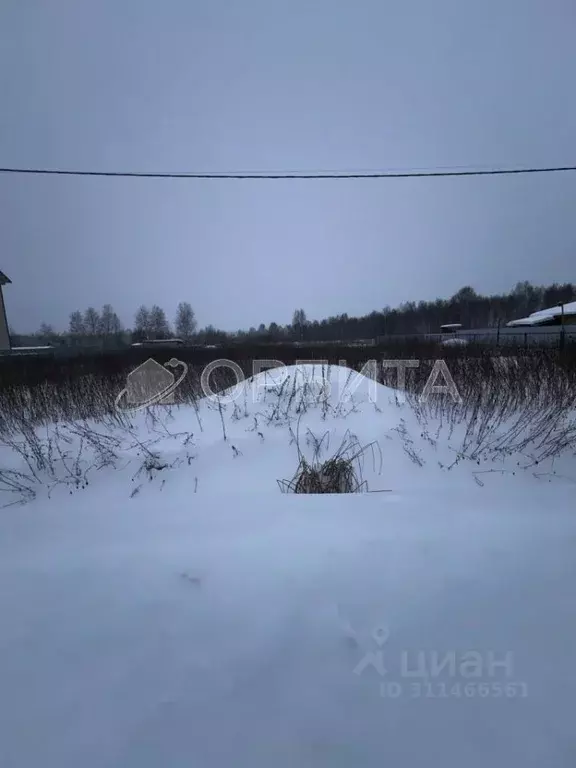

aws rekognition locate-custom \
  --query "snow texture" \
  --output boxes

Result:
[0,365,575,767]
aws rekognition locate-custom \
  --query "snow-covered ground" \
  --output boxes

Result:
[0,364,575,767]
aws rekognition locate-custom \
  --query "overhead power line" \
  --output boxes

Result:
[0,164,575,180]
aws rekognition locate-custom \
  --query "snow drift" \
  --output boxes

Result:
[0,364,575,767]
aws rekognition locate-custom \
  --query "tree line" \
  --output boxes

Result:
[21,302,197,347]
[14,281,576,348]
[285,281,576,342]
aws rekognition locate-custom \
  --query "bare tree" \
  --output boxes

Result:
[149,305,171,339]
[175,301,197,339]
[110,312,122,335]
[38,323,56,343]
[83,307,100,335]
[99,304,122,336]
[292,308,308,340]
[69,311,85,335]
[134,305,151,339]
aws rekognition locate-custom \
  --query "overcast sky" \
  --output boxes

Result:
[1,0,575,333]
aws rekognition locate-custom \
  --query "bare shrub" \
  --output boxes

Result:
[279,428,382,494]
[403,350,576,468]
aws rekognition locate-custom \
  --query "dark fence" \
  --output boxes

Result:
[378,325,576,347]
[2,336,576,393]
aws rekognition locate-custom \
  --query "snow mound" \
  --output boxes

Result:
[0,363,574,506]
[0,364,575,765]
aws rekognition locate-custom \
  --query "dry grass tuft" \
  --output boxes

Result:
[279,427,381,494]
[287,456,361,494]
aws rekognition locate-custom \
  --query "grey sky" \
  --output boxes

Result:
[1,0,575,333]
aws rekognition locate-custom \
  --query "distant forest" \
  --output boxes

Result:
[13,281,576,347]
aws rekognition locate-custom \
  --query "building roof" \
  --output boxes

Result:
[506,300,576,327]
[131,338,184,346]
[0,271,11,286]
